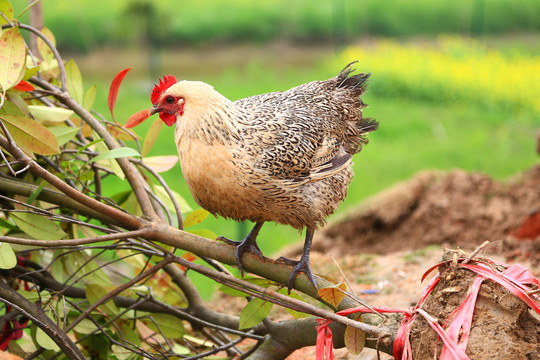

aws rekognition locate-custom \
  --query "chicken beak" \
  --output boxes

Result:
[149,105,162,116]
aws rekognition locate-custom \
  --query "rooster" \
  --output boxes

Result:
[149,62,378,292]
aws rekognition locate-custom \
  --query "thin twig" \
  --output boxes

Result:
[461,241,490,265]
[0,228,148,247]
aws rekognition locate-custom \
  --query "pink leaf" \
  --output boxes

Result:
[125,109,150,128]
[108,68,132,124]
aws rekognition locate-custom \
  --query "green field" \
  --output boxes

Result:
[12,0,540,51]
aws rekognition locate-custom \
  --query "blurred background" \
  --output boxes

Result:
[13,0,540,297]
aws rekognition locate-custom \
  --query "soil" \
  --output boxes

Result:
[280,164,540,359]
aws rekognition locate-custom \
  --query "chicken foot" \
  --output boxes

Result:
[217,221,265,276]
[276,228,317,293]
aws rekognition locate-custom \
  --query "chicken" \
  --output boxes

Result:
[149,62,378,292]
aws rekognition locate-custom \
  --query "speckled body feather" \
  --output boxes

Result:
[169,63,378,230]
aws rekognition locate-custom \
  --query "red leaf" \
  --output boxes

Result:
[108,68,132,124]
[12,80,34,92]
[125,109,150,128]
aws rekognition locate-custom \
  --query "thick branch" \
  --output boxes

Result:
[0,175,122,226]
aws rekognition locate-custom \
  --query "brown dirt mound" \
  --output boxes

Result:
[301,165,540,261]
[410,261,540,360]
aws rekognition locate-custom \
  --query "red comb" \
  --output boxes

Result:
[151,75,177,104]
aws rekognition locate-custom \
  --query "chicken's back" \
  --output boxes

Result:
[211,62,379,229]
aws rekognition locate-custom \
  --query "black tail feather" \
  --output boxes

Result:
[337,61,371,89]
[358,117,379,134]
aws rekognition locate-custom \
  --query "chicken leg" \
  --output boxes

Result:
[217,222,265,276]
[276,227,317,293]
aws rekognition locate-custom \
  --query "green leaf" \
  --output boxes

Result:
[37,27,55,61]
[0,114,60,155]
[26,179,48,205]
[0,217,17,231]
[79,169,94,182]
[48,126,79,146]
[0,0,14,24]
[344,314,365,355]
[172,343,191,355]
[0,242,16,269]
[65,59,83,104]
[22,65,40,81]
[93,138,125,179]
[73,318,98,335]
[277,288,310,318]
[69,251,112,287]
[85,284,119,316]
[141,117,162,156]
[183,209,210,228]
[6,91,29,115]
[88,147,141,163]
[0,27,27,93]
[83,84,97,110]
[238,298,272,329]
[27,105,74,123]
[112,344,137,360]
[0,96,24,116]
[143,313,185,339]
[143,155,178,173]
[218,284,249,297]
[10,212,67,240]
[318,282,347,308]
[188,228,217,239]
[35,327,60,351]
[152,184,192,214]
[19,289,51,303]
[183,334,213,347]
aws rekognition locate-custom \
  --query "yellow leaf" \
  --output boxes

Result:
[183,209,210,228]
[142,117,162,156]
[0,0,14,25]
[344,314,365,355]
[37,27,55,61]
[0,27,27,93]
[0,114,60,155]
[65,60,83,104]
[27,105,74,123]
[317,282,347,308]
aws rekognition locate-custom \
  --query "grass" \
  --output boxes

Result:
[12,0,540,51]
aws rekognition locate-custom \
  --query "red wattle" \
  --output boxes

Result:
[160,113,176,126]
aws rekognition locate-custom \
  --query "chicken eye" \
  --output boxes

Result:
[165,96,175,104]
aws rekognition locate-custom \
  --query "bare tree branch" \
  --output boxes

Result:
[0,279,86,360]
